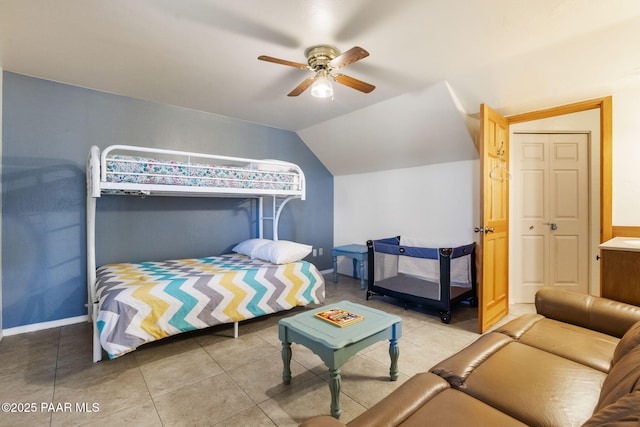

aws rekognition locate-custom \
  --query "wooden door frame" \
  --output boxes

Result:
[506,96,612,244]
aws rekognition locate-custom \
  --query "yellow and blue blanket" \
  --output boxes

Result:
[95,254,324,358]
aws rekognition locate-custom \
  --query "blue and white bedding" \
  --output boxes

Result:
[95,253,324,359]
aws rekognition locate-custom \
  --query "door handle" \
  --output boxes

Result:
[474,226,495,233]
[544,222,558,230]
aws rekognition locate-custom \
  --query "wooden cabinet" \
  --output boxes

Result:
[600,238,640,306]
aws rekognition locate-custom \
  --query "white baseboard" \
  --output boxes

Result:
[2,315,89,336]
[319,268,333,275]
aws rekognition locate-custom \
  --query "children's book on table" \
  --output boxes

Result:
[315,308,364,327]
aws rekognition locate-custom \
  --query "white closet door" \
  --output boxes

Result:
[513,133,589,302]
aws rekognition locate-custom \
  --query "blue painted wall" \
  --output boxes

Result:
[2,72,333,329]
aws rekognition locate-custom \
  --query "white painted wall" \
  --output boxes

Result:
[611,85,640,225]
[334,160,478,275]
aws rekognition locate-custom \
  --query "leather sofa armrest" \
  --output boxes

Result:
[535,288,640,338]
[347,372,450,427]
[300,373,450,427]
[430,333,513,387]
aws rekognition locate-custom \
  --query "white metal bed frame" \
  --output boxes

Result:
[86,144,306,361]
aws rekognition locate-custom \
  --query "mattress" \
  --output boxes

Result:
[95,253,324,359]
[105,154,299,191]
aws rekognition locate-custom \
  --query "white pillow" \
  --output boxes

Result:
[232,238,272,257]
[252,240,313,264]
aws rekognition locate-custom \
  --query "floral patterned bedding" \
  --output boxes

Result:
[105,155,299,190]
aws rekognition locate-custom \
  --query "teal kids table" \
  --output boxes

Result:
[278,301,402,419]
[332,244,368,290]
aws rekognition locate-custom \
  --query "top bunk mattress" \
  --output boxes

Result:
[106,154,299,191]
[88,145,306,198]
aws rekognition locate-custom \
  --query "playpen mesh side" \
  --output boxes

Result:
[373,251,400,282]
[372,240,473,287]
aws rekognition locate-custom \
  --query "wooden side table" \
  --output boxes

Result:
[279,301,402,419]
[332,244,367,290]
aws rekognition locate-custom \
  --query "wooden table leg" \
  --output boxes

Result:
[282,341,292,385]
[329,368,342,418]
[389,338,399,381]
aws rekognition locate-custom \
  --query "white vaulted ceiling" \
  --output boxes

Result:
[1,0,640,175]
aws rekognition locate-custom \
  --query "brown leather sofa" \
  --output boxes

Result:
[301,288,640,427]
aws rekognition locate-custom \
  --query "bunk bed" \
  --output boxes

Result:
[87,145,325,361]
[367,236,477,323]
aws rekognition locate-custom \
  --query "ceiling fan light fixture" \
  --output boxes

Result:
[311,75,333,98]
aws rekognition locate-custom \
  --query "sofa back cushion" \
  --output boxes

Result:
[595,345,640,412]
[535,288,640,338]
[612,320,640,366]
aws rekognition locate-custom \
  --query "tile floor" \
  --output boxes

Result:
[0,274,534,427]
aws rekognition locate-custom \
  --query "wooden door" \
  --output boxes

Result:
[512,133,589,302]
[478,104,510,333]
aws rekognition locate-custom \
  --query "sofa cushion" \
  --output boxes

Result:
[595,345,640,412]
[399,388,527,427]
[461,342,606,427]
[612,320,640,366]
[518,318,618,372]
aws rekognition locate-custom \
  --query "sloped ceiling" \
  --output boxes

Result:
[299,81,477,175]
[1,0,640,176]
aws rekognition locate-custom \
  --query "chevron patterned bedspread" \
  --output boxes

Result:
[95,254,325,359]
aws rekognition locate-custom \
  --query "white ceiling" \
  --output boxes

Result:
[2,0,640,175]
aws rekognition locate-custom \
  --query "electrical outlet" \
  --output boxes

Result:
[319,248,324,256]
[312,248,317,257]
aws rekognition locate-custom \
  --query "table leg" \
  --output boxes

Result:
[329,368,342,419]
[359,259,365,290]
[352,258,357,278]
[333,256,338,283]
[389,338,399,381]
[282,342,292,385]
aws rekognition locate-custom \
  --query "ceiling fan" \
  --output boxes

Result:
[258,45,375,98]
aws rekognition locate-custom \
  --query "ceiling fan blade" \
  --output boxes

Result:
[329,46,369,70]
[258,55,309,70]
[333,74,375,93]
[288,77,316,96]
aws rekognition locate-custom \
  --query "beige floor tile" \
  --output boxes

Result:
[0,408,52,427]
[0,335,59,376]
[53,355,150,420]
[153,373,255,426]
[133,334,203,365]
[259,375,366,426]
[138,347,223,398]
[213,404,277,427]
[252,324,284,350]
[338,354,410,408]
[227,352,318,404]
[201,332,279,371]
[50,396,158,427]
[71,397,163,427]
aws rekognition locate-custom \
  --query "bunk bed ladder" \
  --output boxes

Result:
[258,195,297,240]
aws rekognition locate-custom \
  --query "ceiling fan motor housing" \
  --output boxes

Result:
[305,45,339,71]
